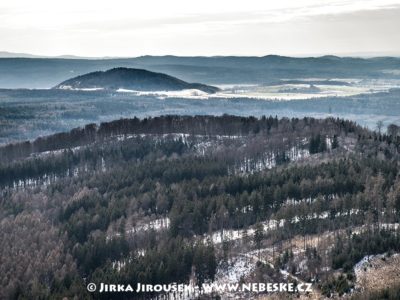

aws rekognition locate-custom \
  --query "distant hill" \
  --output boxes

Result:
[0,51,100,59]
[1,55,400,88]
[53,67,220,93]
[0,51,45,58]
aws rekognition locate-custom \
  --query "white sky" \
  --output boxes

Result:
[0,0,399,57]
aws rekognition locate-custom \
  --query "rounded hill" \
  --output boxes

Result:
[53,67,220,93]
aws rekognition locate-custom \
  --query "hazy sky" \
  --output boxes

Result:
[1,0,400,57]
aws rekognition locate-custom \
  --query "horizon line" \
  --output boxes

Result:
[1,50,400,60]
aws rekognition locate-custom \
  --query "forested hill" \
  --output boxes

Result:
[2,115,400,299]
[53,67,220,93]
[0,115,364,163]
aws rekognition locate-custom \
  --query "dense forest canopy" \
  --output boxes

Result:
[0,114,362,163]
[1,115,400,299]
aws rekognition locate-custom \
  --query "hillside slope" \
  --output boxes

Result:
[2,115,400,299]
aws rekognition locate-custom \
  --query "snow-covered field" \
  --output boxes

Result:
[114,78,400,101]
[117,88,210,99]
[58,85,104,91]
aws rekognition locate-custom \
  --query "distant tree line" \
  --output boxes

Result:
[0,115,363,163]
